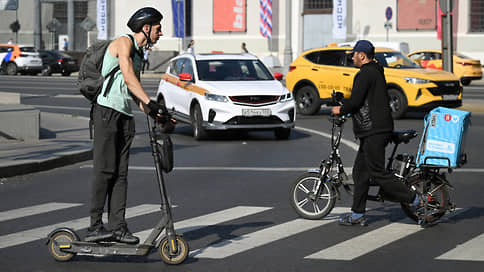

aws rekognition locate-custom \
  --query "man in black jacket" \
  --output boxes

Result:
[332,40,419,226]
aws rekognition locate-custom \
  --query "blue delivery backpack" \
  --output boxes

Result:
[416,107,471,168]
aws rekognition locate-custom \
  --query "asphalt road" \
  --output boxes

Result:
[1,75,484,272]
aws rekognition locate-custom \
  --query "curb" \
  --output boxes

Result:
[0,148,92,179]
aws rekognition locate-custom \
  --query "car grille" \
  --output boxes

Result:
[427,81,461,96]
[229,95,279,107]
[224,116,282,125]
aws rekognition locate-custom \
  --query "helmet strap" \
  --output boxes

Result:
[141,24,153,46]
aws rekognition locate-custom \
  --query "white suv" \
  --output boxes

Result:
[0,44,43,75]
[156,53,295,140]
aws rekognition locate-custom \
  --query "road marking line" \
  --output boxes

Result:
[135,206,272,242]
[190,207,348,259]
[0,202,83,223]
[295,126,359,151]
[305,208,468,260]
[83,165,484,173]
[436,233,484,261]
[0,204,159,249]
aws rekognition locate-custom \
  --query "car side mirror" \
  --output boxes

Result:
[179,73,192,81]
[274,72,283,81]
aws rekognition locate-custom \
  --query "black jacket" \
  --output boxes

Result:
[340,61,394,138]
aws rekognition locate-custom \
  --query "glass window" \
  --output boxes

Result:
[470,0,484,32]
[20,47,37,53]
[304,51,320,64]
[318,51,346,66]
[196,59,273,81]
[375,52,420,69]
[304,0,332,13]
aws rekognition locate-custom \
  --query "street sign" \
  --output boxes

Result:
[385,7,393,21]
[80,17,96,32]
[384,21,393,30]
[439,0,454,14]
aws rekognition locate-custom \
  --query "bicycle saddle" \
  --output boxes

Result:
[391,130,417,144]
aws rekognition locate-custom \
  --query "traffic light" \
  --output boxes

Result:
[10,20,20,33]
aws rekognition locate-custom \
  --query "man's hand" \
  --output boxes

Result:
[331,106,341,115]
[147,100,168,119]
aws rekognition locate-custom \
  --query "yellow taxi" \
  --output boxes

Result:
[407,50,482,86]
[286,46,462,119]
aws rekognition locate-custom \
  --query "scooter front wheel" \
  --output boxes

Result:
[290,172,336,219]
[47,231,77,262]
[158,235,189,265]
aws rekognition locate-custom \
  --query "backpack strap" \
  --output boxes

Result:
[102,34,141,98]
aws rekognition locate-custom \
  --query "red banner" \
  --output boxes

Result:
[397,0,437,30]
[213,0,246,32]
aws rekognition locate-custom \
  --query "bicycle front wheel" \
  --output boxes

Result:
[290,172,336,220]
[400,174,449,223]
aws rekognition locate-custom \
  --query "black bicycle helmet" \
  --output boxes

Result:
[127,7,163,33]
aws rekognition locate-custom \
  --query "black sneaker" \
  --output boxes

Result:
[85,226,113,242]
[112,227,139,244]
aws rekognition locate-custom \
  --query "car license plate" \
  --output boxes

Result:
[242,108,271,116]
[442,95,458,100]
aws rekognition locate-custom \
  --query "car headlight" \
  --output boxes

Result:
[205,93,228,103]
[279,91,294,102]
[405,77,430,84]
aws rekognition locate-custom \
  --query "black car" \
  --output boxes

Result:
[38,50,79,76]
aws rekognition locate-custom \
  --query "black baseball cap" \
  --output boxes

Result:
[352,40,375,55]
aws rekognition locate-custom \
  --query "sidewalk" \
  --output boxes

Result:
[0,112,92,178]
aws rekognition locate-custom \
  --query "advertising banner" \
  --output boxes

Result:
[172,0,185,38]
[97,0,108,40]
[397,0,437,30]
[332,0,346,40]
[213,0,246,32]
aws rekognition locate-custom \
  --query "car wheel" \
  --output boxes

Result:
[191,103,208,140]
[6,62,17,75]
[41,65,52,76]
[461,78,471,86]
[388,88,408,119]
[274,128,291,140]
[295,86,321,115]
[157,96,175,134]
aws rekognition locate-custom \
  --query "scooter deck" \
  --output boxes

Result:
[65,241,154,256]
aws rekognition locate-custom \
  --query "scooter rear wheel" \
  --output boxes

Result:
[158,235,189,265]
[48,231,77,262]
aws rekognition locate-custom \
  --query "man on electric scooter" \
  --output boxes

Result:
[86,7,173,243]
[331,40,420,226]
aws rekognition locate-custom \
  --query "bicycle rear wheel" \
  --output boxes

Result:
[290,172,336,219]
[401,174,449,223]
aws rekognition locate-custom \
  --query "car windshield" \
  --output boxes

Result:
[196,59,273,81]
[375,52,420,69]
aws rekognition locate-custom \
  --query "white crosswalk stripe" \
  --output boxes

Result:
[305,208,468,261]
[190,207,348,259]
[0,202,82,223]
[0,204,159,249]
[135,206,272,242]
[436,233,484,261]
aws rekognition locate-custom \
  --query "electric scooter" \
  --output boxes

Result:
[46,116,189,265]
